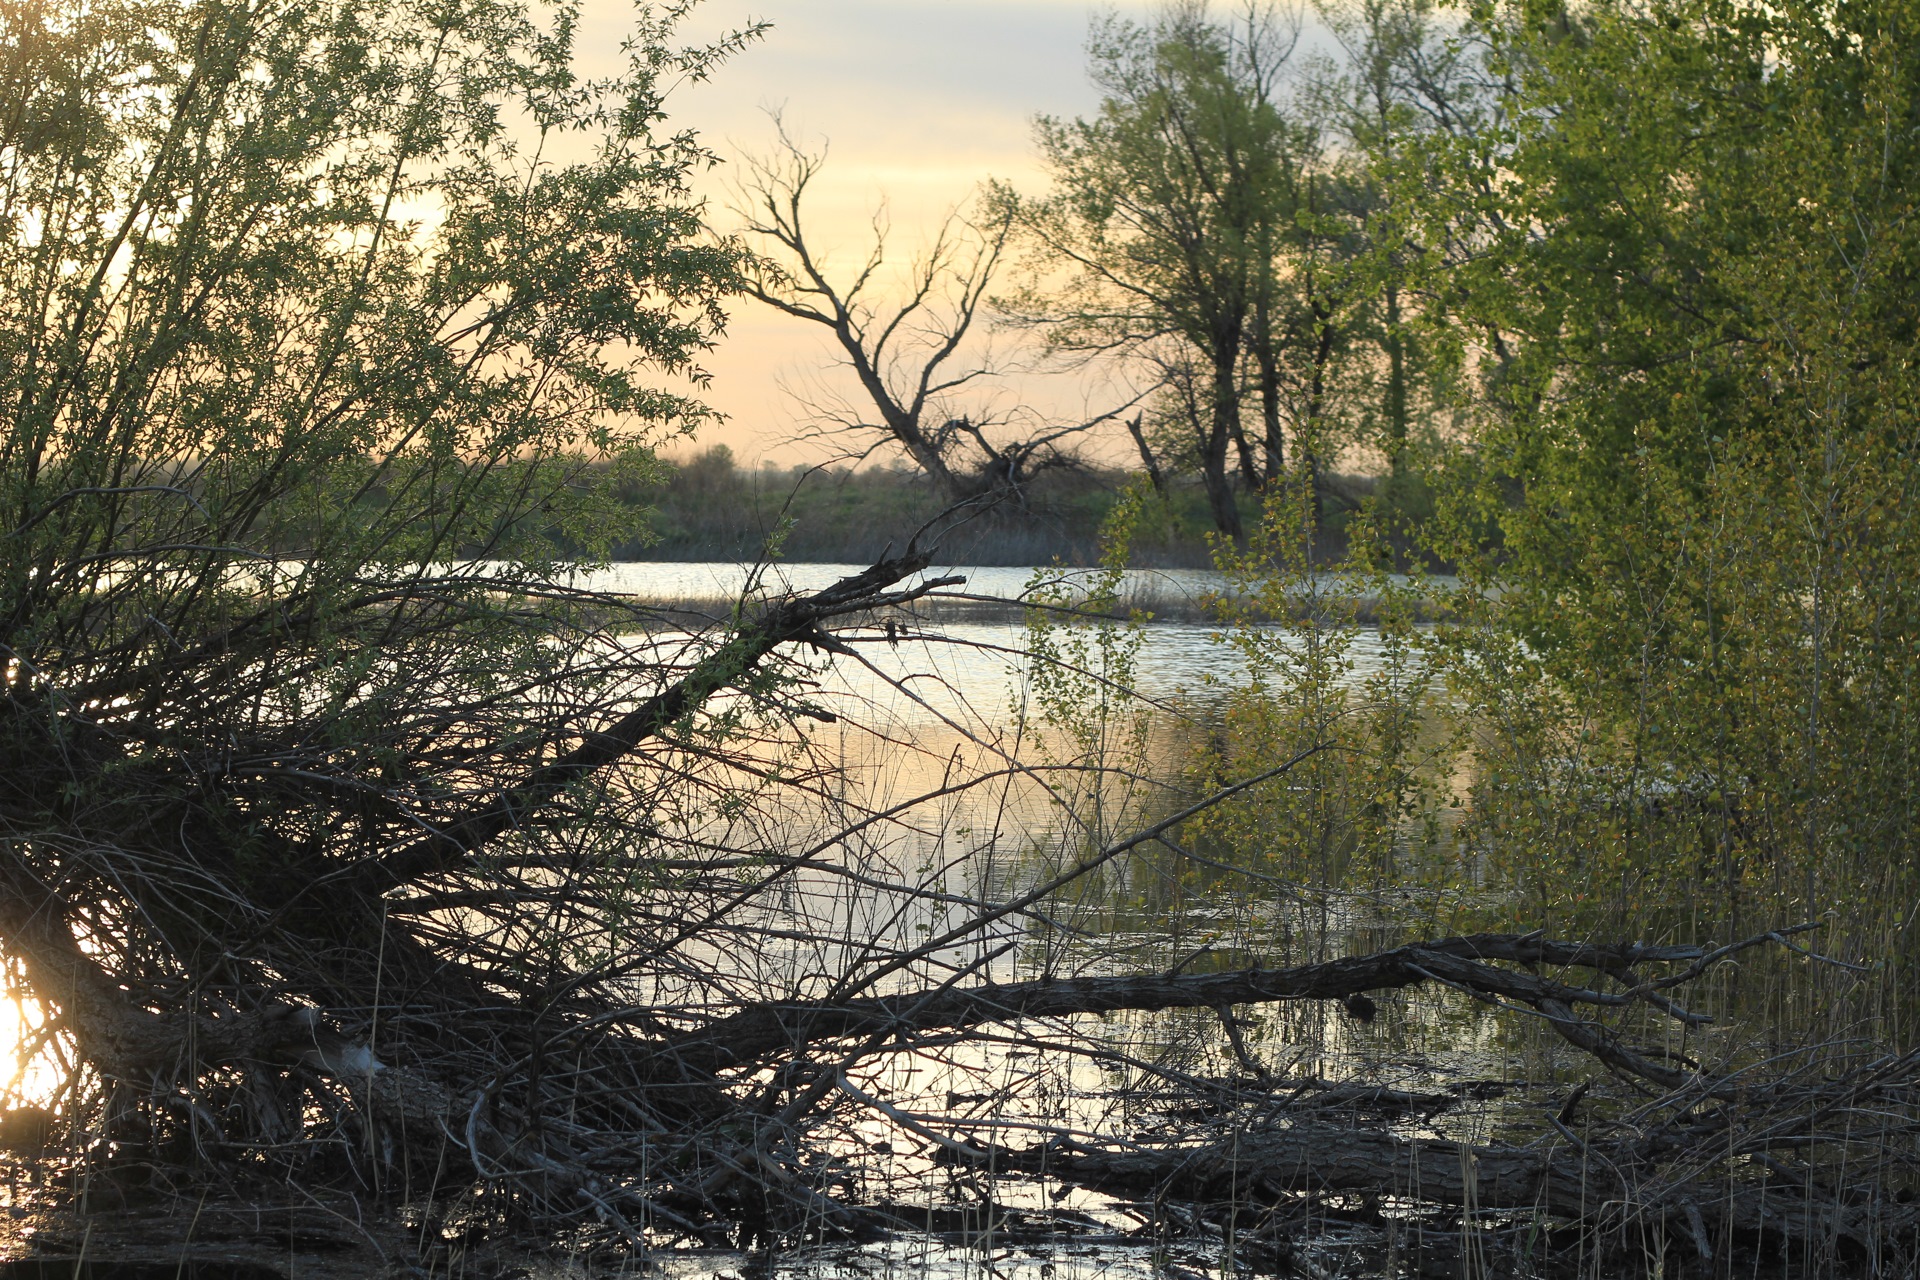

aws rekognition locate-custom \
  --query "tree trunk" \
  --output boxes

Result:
[1251,289,1285,487]
[1203,342,1245,541]
[669,932,1726,1084]
[1383,280,1408,481]
[1126,415,1166,494]
[1299,303,1338,545]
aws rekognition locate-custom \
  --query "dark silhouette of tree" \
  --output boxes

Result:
[735,123,1104,502]
[999,3,1302,539]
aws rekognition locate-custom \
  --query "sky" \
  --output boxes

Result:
[573,1,1158,466]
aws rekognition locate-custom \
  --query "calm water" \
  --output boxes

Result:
[580,562,1488,1279]
[0,561,1446,1277]
[576,560,1230,606]
[589,560,1407,992]
[581,560,1403,718]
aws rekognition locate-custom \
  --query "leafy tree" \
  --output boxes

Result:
[1309,0,1468,498]
[1420,0,1920,942]
[1001,2,1303,540]
[0,0,826,1202]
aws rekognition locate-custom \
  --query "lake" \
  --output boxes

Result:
[565,562,1496,1279]
[8,559,1835,1280]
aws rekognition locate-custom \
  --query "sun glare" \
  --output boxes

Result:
[0,991,62,1113]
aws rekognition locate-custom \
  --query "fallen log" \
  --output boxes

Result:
[1035,1120,1920,1256]
[779,926,1918,1264]
[667,930,1756,1088]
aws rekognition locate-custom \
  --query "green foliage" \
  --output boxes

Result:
[1408,0,1920,953]
[1001,3,1304,538]
[1007,1,1472,545]
[1011,7,1289,361]
[1017,479,1159,895]
[1185,476,1452,900]
[1018,0,1920,982]
[0,0,747,850]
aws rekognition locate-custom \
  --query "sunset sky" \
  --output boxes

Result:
[580,1,1163,465]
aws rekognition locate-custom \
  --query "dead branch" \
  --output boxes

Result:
[668,931,1733,1084]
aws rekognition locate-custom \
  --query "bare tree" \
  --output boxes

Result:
[734,123,1094,502]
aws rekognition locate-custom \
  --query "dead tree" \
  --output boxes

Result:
[734,124,1042,501]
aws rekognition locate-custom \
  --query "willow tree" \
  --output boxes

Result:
[1416,0,1920,946]
[0,0,774,1171]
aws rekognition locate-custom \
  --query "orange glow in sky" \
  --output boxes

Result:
[578,1,1160,467]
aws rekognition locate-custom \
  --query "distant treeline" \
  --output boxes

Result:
[614,446,1394,567]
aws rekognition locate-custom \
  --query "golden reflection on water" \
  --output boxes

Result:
[0,990,63,1110]
[0,615,1376,1126]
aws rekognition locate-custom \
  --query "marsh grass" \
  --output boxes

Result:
[1009,474,1920,1277]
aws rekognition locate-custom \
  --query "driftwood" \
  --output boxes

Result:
[0,550,964,1088]
[280,920,1915,1267]
[0,549,978,1246]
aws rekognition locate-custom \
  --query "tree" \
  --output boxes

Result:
[1307,0,1489,483]
[1307,0,1430,493]
[1414,0,1920,937]
[0,0,779,1204]
[1002,2,1305,540]
[735,124,1098,502]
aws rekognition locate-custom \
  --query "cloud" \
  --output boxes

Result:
[670,1,1114,178]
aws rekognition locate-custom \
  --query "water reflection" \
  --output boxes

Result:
[585,561,1417,1042]
[800,621,1396,730]
[649,1236,1182,1280]
[579,562,1233,611]
[2,558,1439,1268]
[592,570,1494,1242]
